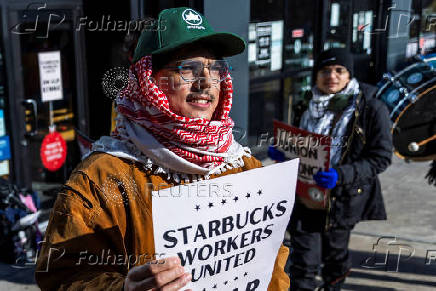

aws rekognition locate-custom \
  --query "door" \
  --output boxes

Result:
[0,18,12,181]
[4,1,88,190]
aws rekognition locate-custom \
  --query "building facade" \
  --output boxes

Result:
[0,0,435,190]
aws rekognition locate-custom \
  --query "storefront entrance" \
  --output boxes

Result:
[2,0,88,190]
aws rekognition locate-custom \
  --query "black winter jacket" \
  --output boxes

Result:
[297,82,393,229]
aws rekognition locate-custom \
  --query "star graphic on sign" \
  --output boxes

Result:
[208,202,214,208]
[257,189,262,195]
[234,276,239,281]
[244,272,248,277]
[224,280,228,285]
[245,192,251,198]
[233,196,239,202]
[195,205,200,211]
[221,199,227,205]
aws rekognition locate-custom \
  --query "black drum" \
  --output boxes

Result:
[376,61,436,161]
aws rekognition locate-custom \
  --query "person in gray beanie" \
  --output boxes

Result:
[270,48,393,290]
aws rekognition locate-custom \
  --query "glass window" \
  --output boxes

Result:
[283,0,315,70]
[284,74,312,127]
[351,10,373,54]
[248,0,285,141]
[249,0,284,78]
[404,0,436,58]
[248,79,281,142]
[325,1,351,49]
[420,0,436,55]
[405,0,423,57]
[0,19,10,179]
[248,0,317,140]
[325,0,376,53]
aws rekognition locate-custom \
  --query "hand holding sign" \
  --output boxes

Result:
[313,168,339,189]
[267,145,285,162]
[123,256,192,291]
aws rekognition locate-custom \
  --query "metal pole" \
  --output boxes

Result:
[49,101,54,132]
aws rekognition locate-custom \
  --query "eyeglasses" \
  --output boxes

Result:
[165,59,231,83]
[319,67,348,76]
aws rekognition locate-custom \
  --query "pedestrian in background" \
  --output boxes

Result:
[270,48,393,290]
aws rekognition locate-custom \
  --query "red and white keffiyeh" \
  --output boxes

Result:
[112,55,235,168]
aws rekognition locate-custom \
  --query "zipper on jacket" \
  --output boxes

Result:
[325,192,332,231]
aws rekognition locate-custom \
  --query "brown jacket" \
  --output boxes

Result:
[35,152,290,290]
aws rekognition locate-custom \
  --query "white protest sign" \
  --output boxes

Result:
[152,159,299,290]
[38,51,63,102]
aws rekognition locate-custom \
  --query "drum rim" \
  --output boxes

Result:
[394,150,436,162]
[395,61,430,79]
[376,61,432,98]
[422,55,436,62]
[389,76,436,123]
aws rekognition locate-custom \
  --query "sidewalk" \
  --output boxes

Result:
[0,263,38,291]
[345,155,436,290]
[265,152,436,290]
[346,234,436,290]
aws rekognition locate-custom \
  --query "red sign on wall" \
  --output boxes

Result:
[292,29,304,38]
[40,131,67,171]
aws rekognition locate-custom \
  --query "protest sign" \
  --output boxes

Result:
[152,159,298,290]
[273,120,331,209]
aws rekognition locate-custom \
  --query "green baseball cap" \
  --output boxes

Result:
[133,7,246,63]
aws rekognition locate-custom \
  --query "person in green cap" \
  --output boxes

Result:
[35,7,290,291]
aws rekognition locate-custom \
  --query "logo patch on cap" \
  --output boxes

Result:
[182,9,202,26]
